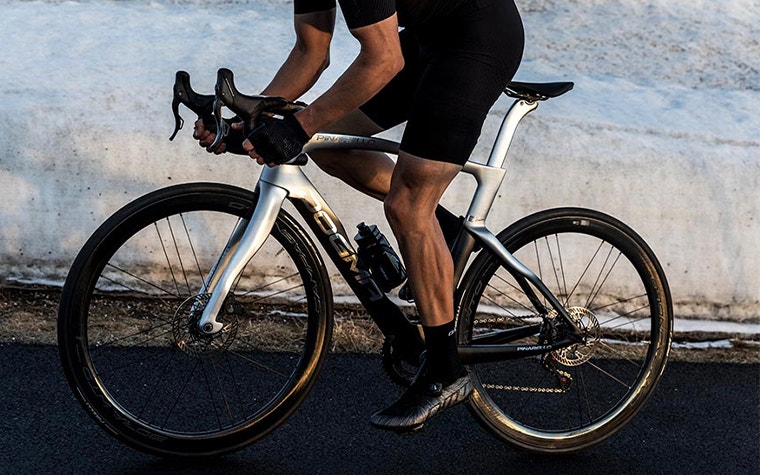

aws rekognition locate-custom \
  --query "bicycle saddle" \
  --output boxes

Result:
[504,81,574,101]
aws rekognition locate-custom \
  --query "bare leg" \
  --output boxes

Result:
[383,152,462,327]
[370,151,472,432]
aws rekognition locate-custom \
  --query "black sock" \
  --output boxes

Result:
[422,320,465,385]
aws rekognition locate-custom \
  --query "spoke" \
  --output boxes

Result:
[554,234,569,304]
[564,240,606,306]
[93,344,174,376]
[585,359,633,389]
[222,352,246,423]
[180,212,208,286]
[91,321,174,348]
[155,220,182,297]
[101,265,177,297]
[167,214,192,295]
[590,294,649,314]
[236,273,304,300]
[138,349,180,419]
[602,309,651,332]
[533,240,546,308]
[198,358,225,430]
[542,235,566,306]
[575,366,594,428]
[162,357,202,430]
[226,346,290,379]
[597,339,646,368]
[481,272,535,317]
[585,250,623,310]
[208,356,236,426]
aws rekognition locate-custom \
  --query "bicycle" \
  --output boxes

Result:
[57,68,673,458]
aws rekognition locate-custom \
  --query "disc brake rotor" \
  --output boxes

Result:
[548,306,600,366]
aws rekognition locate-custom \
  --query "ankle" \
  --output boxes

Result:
[422,321,464,384]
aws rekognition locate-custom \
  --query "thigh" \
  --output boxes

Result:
[400,0,524,165]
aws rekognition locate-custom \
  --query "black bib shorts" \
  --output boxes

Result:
[360,0,524,165]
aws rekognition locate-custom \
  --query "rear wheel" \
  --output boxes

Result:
[457,208,672,453]
[58,183,333,457]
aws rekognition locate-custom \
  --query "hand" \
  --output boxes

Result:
[243,114,310,167]
[192,118,225,154]
[193,118,248,155]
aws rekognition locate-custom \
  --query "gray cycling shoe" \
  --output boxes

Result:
[370,371,473,432]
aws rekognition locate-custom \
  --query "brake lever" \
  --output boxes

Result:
[214,68,305,129]
[212,68,308,162]
[169,71,215,141]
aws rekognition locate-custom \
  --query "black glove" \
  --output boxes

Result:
[246,113,310,165]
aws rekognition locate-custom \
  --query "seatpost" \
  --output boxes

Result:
[486,99,538,169]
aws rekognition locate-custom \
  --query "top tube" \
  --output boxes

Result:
[302,97,540,171]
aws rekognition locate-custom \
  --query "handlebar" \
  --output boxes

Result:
[170,68,307,163]
[210,68,306,156]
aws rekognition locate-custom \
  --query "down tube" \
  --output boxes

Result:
[288,195,420,341]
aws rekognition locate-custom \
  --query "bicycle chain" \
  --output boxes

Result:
[474,315,524,325]
[482,367,572,394]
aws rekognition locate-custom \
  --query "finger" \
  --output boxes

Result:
[199,132,216,147]
[231,122,244,131]
[192,119,205,139]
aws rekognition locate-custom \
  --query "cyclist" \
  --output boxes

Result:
[194,0,524,431]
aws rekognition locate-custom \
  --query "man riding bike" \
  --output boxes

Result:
[194,0,524,432]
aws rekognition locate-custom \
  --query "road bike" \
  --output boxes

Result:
[57,69,673,457]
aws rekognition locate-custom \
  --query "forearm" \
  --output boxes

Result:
[295,15,404,136]
[295,53,400,136]
[261,46,329,100]
[262,11,335,101]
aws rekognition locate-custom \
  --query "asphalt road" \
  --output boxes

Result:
[2,343,758,474]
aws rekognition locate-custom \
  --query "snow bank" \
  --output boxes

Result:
[0,0,758,322]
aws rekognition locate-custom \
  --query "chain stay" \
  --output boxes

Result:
[473,313,574,393]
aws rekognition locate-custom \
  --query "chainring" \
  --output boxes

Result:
[381,335,422,388]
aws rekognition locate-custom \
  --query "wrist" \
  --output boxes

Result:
[293,110,318,138]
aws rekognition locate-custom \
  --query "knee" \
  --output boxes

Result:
[384,192,422,236]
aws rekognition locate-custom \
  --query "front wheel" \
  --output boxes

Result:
[456,208,672,453]
[58,183,333,457]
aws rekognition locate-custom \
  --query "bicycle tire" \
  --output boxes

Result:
[58,182,333,457]
[456,208,672,453]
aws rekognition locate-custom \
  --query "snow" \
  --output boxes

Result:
[0,0,758,327]
[1,0,757,138]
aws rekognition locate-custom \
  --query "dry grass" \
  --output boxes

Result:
[1,285,757,363]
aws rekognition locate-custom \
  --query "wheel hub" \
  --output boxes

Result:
[171,294,239,357]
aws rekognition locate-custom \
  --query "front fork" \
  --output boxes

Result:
[196,180,288,334]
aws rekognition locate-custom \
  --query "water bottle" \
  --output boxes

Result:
[355,222,407,292]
